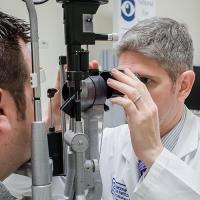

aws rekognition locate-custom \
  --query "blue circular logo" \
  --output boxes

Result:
[121,0,135,22]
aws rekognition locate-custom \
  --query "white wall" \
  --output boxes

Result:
[156,0,200,65]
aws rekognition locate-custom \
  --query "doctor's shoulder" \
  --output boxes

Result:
[187,110,200,136]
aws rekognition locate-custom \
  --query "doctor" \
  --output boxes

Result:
[100,17,200,199]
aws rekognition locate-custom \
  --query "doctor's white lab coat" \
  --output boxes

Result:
[100,108,200,200]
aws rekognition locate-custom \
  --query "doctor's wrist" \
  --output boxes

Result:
[142,145,164,169]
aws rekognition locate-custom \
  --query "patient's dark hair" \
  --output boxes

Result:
[0,11,31,120]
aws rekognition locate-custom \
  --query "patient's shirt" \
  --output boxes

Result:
[0,181,16,199]
[3,173,65,199]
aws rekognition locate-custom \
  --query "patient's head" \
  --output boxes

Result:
[0,11,34,180]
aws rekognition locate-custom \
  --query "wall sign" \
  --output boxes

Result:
[113,0,156,41]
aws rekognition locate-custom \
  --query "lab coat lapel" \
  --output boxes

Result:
[173,109,199,158]
[121,139,139,199]
[119,109,200,200]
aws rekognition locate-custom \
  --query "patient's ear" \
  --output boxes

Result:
[177,70,195,102]
[0,89,12,135]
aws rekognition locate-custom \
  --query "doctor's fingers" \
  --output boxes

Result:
[111,68,140,86]
[89,60,99,69]
[111,68,152,102]
[110,96,139,117]
[124,68,156,104]
[107,78,146,111]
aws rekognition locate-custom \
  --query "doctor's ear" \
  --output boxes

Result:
[177,70,195,102]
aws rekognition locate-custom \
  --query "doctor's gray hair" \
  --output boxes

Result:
[117,17,193,82]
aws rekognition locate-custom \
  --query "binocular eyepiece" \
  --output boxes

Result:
[62,71,121,111]
[61,69,149,112]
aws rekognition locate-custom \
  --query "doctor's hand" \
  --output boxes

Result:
[44,69,62,131]
[44,60,99,130]
[107,68,163,169]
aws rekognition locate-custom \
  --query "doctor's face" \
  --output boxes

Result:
[118,51,183,137]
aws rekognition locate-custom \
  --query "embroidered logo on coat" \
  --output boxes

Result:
[111,178,130,200]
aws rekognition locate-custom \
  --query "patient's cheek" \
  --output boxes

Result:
[0,116,12,135]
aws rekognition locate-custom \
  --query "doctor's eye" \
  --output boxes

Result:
[138,76,152,85]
